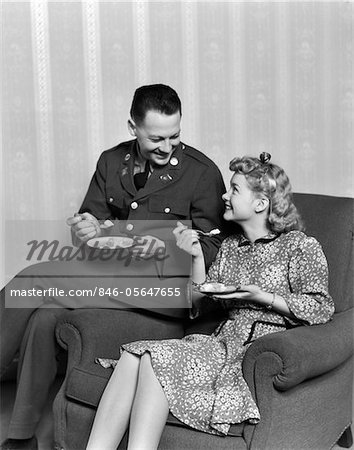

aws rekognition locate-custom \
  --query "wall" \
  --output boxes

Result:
[1,1,353,284]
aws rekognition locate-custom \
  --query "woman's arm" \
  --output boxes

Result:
[173,222,206,283]
[213,285,296,319]
[284,236,335,324]
[211,235,334,324]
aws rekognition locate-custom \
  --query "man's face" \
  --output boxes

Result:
[129,110,181,167]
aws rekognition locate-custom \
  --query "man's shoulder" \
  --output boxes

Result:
[100,140,135,160]
[182,143,220,171]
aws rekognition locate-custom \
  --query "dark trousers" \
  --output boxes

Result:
[5,308,67,439]
[1,258,189,438]
[1,260,110,378]
[0,260,115,439]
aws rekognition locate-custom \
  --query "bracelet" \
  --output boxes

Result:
[266,292,276,310]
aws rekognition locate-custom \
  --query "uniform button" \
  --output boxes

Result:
[164,207,171,213]
[170,157,178,166]
[109,197,114,203]
[126,223,134,231]
[131,201,138,210]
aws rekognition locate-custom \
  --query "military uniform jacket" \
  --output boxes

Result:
[79,139,227,269]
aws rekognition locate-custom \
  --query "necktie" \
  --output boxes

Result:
[133,161,150,190]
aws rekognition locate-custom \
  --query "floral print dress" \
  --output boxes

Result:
[96,231,335,436]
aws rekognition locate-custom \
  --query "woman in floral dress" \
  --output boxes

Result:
[86,153,334,450]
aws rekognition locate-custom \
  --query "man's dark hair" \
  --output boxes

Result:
[130,84,182,124]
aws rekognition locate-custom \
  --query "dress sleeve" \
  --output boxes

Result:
[285,236,335,325]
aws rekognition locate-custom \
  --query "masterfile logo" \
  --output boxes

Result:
[4,219,192,309]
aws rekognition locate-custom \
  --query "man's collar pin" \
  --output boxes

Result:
[160,174,173,181]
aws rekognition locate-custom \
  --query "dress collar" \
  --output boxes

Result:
[238,232,278,246]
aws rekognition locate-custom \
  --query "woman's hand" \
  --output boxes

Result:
[213,285,294,317]
[173,222,203,258]
[213,284,266,304]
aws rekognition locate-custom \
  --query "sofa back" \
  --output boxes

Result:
[293,193,354,312]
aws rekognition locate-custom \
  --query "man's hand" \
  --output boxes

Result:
[66,212,102,243]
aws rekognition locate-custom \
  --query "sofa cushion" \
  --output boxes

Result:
[66,366,244,437]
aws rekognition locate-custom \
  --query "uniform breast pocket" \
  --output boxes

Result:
[106,189,129,219]
[148,196,190,219]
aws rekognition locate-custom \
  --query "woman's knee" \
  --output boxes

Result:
[140,352,151,365]
[137,352,153,378]
[114,351,140,374]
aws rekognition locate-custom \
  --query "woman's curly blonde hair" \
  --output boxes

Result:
[229,153,304,233]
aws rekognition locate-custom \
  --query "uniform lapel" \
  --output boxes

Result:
[120,141,138,196]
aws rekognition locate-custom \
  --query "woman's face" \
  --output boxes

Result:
[222,173,258,223]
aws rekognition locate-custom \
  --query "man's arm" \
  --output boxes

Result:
[66,152,114,245]
[78,152,114,220]
[190,163,229,269]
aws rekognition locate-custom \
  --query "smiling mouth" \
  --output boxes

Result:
[153,152,172,158]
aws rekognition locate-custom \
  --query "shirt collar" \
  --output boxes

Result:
[132,141,146,172]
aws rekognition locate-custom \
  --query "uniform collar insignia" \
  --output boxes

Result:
[159,174,173,181]
[167,143,184,170]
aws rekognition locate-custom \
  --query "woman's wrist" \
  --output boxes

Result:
[191,253,206,285]
[256,291,275,309]
[265,292,276,310]
[191,247,204,260]
[258,291,292,317]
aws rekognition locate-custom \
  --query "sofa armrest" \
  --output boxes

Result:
[55,309,125,375]
[243,309,353,392]
[55,308,184,372]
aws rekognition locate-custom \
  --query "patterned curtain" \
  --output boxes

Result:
[2,1,353,283]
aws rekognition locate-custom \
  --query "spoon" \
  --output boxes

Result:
[195,228,220,237]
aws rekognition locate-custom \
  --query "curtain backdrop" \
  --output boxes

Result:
[1,1,353,283]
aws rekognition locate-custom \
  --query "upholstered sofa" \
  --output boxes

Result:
[53,193,353,450]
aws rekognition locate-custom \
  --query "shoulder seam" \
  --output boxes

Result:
[182,143,219,168]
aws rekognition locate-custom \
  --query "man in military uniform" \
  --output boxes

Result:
[69,84,225,268]
[0,84,227,449]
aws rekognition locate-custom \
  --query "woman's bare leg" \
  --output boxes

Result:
[86,351,140,450]
[127,353,169,450]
